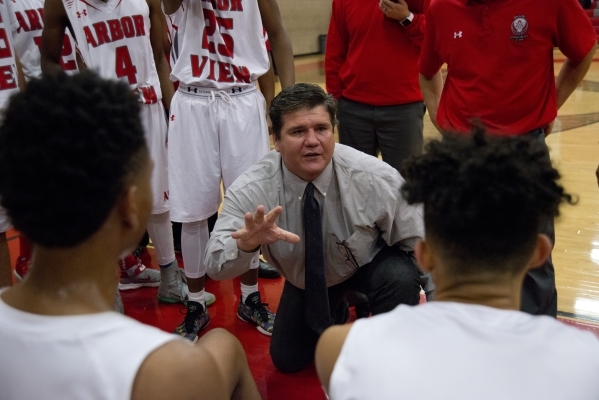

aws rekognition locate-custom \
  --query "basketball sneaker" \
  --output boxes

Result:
[115,289,124,314]
[237,292,275,336]
[13,256,30,282]
[118,254,160,290]
[157,261,189,304]
[174,301,210,343]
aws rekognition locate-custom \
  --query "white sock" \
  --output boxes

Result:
[147,211,176,266]
[188,290,206,308]
[241,283,258,303]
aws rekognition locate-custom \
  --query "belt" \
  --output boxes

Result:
[178,83,257,98]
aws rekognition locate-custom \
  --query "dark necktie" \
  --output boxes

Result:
[304,182,331,334]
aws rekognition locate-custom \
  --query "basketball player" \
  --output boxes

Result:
[9,0,78,80]
[316,128,599,399]
[41,0,188,303]
[0,71,261,400]
[162,0,295,341]
[0,0,24,288]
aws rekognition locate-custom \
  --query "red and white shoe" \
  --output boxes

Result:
[118,254,161,290]
[13,256,30,282]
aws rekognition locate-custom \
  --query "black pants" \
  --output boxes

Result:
[520,129,557,317]
[521,215,557,316]
[270,246,421,373]
[337,97,425,172]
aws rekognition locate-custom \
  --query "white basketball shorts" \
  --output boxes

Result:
[168,83,269,222]
[141,101,169,215]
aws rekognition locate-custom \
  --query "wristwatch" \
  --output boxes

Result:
[400,12,414,26]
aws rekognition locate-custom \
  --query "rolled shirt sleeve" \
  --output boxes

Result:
[204,190,261,281]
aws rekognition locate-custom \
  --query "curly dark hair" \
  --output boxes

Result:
[400,126,574,274]
[269,83,336,140]
[0,71,147,248]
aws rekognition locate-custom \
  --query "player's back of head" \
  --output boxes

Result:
[0,71,147,248]
[400,126,573,276]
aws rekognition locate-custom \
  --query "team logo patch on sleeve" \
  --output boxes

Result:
[510,15,529,42]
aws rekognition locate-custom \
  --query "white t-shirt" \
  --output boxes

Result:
[0,293,179,399]
[330,302,599,400]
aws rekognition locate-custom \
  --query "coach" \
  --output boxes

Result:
[205,83,423,373]
[419,0,597,316]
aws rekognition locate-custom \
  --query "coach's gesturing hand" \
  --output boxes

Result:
[232,205,300,252]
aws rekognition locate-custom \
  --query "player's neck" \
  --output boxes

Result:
[2,239,121,316]
[433,272,524,311]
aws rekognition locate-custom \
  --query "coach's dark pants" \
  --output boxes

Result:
[337,98,425,171]
[269,246,421,373]
[520,129,557,316]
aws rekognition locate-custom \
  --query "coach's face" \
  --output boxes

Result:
[274,105,335,182]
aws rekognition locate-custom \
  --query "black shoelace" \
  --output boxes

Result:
[180,301,202,332]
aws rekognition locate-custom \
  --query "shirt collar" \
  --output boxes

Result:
[282,159,333,201]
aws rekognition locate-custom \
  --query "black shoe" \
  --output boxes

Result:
[258,260,281,279]
[346,291,371,319]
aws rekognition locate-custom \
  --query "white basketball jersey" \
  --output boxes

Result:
[170,0,269,89]
[9,0,78,80]
[0,0,20,108]
[63,0,162,103]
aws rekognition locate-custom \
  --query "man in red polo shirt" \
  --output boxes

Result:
[419,0,597,316]
[325,0,429,172]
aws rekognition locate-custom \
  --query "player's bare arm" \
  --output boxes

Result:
[258,0,294,89]
[41,0,69,75]
[556,42,597,110]
[15,54,26,90]
[232,205,300,252]
[147,0,174,110]
[315,323,354,394]
[162,0,182,18]
[258,52,275,112]
[132,329,261,400]
[419,71,443,132]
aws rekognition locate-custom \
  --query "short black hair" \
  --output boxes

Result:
[269,83,336,140]
[0,71,147,248]
[400,126,574,275]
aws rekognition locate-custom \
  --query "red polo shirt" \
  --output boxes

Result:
[326,0,429,106]
[419,0,597,135]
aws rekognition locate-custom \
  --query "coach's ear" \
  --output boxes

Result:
[414,239,434,274]
[274,135,280,152]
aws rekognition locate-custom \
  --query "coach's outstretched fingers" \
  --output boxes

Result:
[232,206,300,252]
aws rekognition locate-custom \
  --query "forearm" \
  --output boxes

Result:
[419,71,443,131]
[258,52,275,110]
[156,57,174,111]
[205,235,259,280]
[555,43,597,109]
[269,30,294,89]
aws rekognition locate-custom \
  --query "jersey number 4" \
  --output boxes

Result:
[115,45,137,84]
[202,9,234,58]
